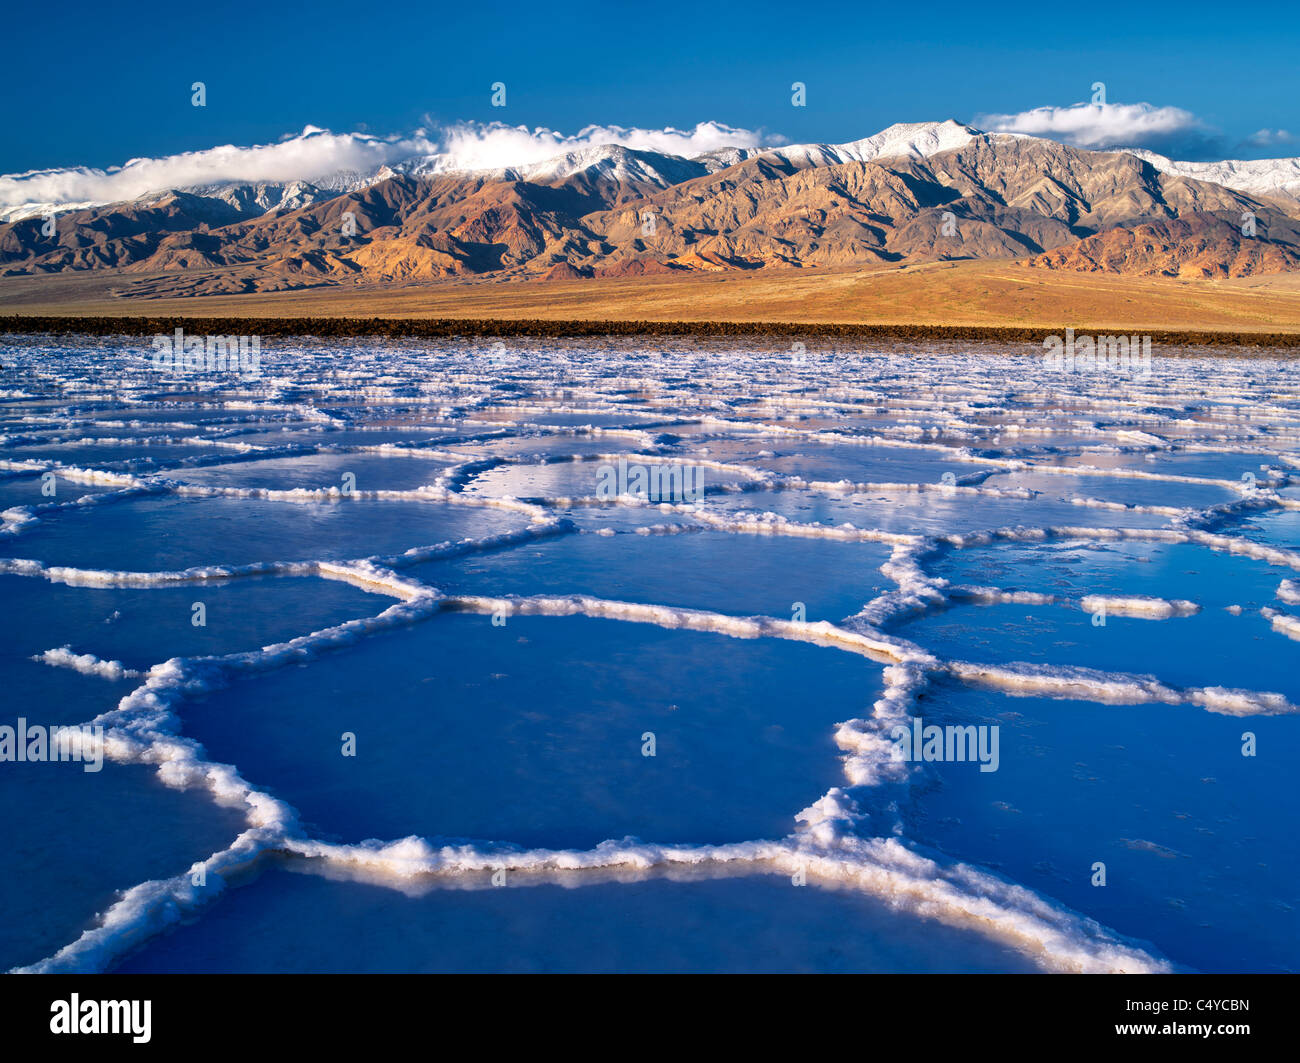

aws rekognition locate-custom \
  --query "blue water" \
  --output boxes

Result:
[180,615,879,848]
[899,679,1298,973]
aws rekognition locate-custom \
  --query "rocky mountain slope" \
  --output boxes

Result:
[4,122,1300,296]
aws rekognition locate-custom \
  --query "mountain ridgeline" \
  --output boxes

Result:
[4,122,1300,298]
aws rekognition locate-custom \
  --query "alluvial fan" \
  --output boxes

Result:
[0,333,1297,974]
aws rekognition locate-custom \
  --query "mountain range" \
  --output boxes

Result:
[6,120,1300,298]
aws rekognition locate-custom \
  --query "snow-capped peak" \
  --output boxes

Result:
[761,119,981,169]
[836,119,982,161]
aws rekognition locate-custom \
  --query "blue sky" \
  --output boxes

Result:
[6,0,1300,173]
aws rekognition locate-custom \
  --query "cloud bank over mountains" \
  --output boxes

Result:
[1,103,1297,217]
[976,101,1210,153]
[976,100,1295,161]
[0,121,774,216]
[433,120,774,172]
[0,128,440,211]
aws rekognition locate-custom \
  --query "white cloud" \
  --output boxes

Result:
[0,120,773,215]
[0,127,440,214]
[435,120,769,171]
[1245,128,1300,148]
[975,101,1212,153]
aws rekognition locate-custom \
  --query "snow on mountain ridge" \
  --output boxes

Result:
[760,120,982,169]
[691,146,765,171]
[1125,149,1300,205]
[509,144,708,186]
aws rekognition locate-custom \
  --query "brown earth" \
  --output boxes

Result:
[4,260,1300,344]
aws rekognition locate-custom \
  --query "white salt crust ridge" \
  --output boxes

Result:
[947,660,1295,716]
[32,646,141,681]
[1,485,161,538]
[1079,595,1201,619]
[951,585,1060,606]
[1261,608,1300,642]
[938,525,1300,572]
[283,829,1170,975]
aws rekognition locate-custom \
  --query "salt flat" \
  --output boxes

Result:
[1,333,1296,973]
